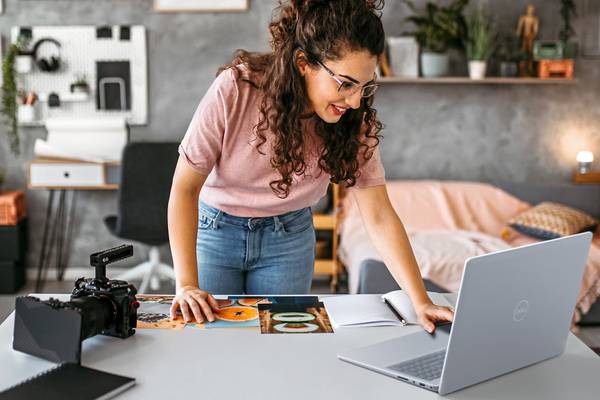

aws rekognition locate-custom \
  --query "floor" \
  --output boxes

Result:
[1,274,599,356]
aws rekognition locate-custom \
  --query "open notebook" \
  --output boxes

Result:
[322,291,451,329]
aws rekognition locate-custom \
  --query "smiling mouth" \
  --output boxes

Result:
[331,104,348,116]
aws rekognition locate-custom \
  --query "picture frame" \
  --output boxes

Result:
[154,0,248,13]
[582,0,600,58]
[0,35,3,86]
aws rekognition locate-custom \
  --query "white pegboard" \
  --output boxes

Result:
[10,25,148,125]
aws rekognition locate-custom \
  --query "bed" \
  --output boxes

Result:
[337,180,600,324]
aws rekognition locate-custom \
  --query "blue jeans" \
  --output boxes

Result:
[196,201,316,295]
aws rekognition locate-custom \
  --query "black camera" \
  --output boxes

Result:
[13,244,140,363]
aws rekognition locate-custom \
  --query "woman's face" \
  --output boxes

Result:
[297,49,378,123]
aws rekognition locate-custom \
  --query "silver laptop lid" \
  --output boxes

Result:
[439,232,592,395]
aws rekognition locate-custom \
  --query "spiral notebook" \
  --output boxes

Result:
[0,362,135,400]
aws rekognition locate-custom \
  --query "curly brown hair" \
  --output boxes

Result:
[218,0,386,198]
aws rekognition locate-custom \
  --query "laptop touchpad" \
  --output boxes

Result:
[339,324,452,367]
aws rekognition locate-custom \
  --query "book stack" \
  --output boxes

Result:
[0,191,27,293]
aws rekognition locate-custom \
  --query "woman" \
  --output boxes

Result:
[168,0,454,333]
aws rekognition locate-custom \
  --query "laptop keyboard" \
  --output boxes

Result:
[388,350,446,381]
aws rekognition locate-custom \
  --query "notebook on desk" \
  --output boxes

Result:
[0,362,135,400]
[322,291,451,329]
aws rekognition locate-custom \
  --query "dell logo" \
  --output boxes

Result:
[513,300,530,322]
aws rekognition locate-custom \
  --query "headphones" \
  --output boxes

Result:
[32,38,62,73]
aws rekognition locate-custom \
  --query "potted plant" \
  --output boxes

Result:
[465,6,495,79]
[496,35,524,77]
[70,73,90,94]
[559,0,578,58]
[401,0,469,77]
[1,36,29,155]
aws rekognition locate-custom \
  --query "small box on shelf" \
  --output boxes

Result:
[538,59,574,79]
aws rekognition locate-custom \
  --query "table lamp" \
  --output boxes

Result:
[576,151,594,174]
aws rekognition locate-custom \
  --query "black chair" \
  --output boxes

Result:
[104,142,179,292]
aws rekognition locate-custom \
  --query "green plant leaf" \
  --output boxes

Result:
[1,36,29,156]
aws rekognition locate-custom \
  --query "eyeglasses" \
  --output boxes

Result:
[315,59,379,98]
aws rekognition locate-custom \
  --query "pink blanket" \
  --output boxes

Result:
[338,180,600,322]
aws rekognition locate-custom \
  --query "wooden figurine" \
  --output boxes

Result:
[516,4,539,76]
[378,51,392,78]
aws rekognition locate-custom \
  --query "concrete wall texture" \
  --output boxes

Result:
[0,0,598,272]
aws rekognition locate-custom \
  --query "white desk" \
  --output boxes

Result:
[1,294,600,399]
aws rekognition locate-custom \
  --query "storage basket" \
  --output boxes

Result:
[0,191,27,225]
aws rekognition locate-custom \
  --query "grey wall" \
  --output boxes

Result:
[0,0,599,271]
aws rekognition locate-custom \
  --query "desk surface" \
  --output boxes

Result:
[1,294,600,400]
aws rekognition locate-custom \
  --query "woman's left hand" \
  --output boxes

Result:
[415,302,454,333]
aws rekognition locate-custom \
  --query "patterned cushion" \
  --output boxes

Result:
[508,202,598,240]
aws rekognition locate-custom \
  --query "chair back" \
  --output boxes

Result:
[115,142,179,245]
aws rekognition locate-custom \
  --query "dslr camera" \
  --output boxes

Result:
[13,244,140,363]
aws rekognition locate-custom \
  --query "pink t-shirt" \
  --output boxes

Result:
[179,65,385,217]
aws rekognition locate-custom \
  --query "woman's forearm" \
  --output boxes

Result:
[353,186,432,308]
[168,158,208,291]
[365,214,431,308]
[168,180,202,292]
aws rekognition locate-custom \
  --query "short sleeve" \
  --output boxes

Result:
[178,68,237,175]
[352,130,386,189]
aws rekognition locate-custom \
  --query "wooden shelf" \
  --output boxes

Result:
[28,184,119,190]
[573,171,600,184]
[378,77,577,85]
[38,91,90,102]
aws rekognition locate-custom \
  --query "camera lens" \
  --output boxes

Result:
[70,295,115,340]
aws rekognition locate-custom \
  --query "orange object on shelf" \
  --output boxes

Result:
[573,171,600,184]
[538,59,574,79]
[0,191,27,225]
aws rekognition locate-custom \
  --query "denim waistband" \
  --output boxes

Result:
[198,201,311,231]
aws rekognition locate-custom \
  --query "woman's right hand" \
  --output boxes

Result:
[170,285,221,323]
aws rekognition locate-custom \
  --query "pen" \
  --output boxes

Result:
[383,297,407,326]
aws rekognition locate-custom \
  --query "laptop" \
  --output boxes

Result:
[338,232,592,395]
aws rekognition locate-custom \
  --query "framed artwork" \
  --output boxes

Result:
[0,36,3,86]
[154,0,248,13]
[582,0,600,58]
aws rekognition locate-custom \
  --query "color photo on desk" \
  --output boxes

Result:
[203,296,321,329]
[135,295,322,330]
[258,302,334,334]
[135,295,186,330]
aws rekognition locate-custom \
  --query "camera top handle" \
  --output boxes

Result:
[90,244,134,280]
